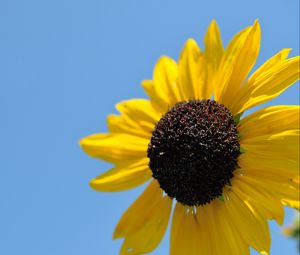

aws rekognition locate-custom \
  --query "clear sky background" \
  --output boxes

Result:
[0,0,299,254]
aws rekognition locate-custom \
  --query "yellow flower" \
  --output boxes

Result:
[80,20,300,255]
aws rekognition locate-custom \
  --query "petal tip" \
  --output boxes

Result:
[253,19,261,32]
[141,79,153,88]
[79,137,88,148]
[112,228,121,240]
[184,38,199,48]
[89,178,103,191]
[208,19,220,30]
[89,179,96,188]
[209,19,217,27]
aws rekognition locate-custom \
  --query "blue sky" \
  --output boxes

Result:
[0,0,299,254]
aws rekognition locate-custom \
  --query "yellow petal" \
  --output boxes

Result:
[247,48,291,84]
[224,189,271,254]
[240,130,299,162]
[153,57,181,105]
[232,174,285,224]
[200,205,225,255]
[231,55,300,114]
[142,56,180,113]
[107,99,159,139]
[222,21,261,109]
[203,20,224,99]
[214,26,248,101]
[89,158,152,192]
[114,180,172,255]
[239,105,300,166]
[170,204,203,255]
[195,206,214,254]
[235,173,299,210]
[178,39,207,100]
[239,152,299,181]
[80,133,148,163]
[201,200,250,255]
[215,21,261,109]
[238,105,300,138]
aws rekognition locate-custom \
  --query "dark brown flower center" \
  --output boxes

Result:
[147,99,240,206]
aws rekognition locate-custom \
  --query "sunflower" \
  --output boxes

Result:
[80,20,300,255]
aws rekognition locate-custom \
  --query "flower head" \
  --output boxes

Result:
[80,20,300,255]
